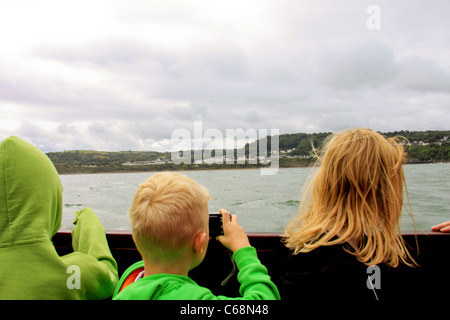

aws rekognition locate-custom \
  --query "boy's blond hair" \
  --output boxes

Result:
[284,128,417,267]
[128,172,210,263]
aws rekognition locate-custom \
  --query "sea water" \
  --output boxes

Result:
[60,163,449,233]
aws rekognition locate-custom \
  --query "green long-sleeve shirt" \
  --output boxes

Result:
[113,246,280,300]
[0,136,118,299]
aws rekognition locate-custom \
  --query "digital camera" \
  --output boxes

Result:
[209,212,230,237]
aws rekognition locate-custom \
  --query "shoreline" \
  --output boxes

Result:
[58,166,302,175]
[58,161,449,175]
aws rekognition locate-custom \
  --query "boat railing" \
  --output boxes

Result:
[53,230,450,298]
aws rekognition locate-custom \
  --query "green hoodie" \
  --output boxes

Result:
[0,136,118,300]
[113,246,281,300]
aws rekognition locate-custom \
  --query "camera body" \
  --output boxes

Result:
[209,212,230,237]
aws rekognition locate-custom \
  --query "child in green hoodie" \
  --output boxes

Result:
[0,136,118,300]
[113,172,280,300]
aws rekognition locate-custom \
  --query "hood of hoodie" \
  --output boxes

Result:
[0,136,63,247]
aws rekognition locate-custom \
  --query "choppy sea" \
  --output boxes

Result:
[60,163,449,233]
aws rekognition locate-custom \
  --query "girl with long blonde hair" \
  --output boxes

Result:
[282,128,418,300]
[284,128,416,266]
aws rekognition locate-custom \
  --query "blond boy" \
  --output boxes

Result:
[113,172,280,300]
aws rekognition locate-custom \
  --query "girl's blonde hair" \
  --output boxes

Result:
[128,172,210,263]
[284,128,417,267]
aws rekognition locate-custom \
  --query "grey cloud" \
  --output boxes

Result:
[57,123,81,135]
[2,1,450,152]
[166,104,212,121]
[317,40,398,90]
[395,56,450,93]
[152,39,249,101]
[9,122,85,152]
[34,38,176,70]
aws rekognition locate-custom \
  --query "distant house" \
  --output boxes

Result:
[122,158,173,166]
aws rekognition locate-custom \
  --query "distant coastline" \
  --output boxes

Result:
[56,161,449,176]
[47,130,449,175]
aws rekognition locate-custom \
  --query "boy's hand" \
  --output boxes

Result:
[216,208,251,252]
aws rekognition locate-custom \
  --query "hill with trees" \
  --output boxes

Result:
[46,130,449,174]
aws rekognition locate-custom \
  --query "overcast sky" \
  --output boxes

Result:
[1,0,449,152]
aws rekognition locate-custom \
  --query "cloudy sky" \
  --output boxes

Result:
[1,0,449,152]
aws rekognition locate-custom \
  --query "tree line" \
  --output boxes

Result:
[46,130,449,174]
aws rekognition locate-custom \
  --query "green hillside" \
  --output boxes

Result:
[46,130,449,174]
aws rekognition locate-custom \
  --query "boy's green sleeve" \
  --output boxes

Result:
[66,207,119,299]
[231,246,281,300]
